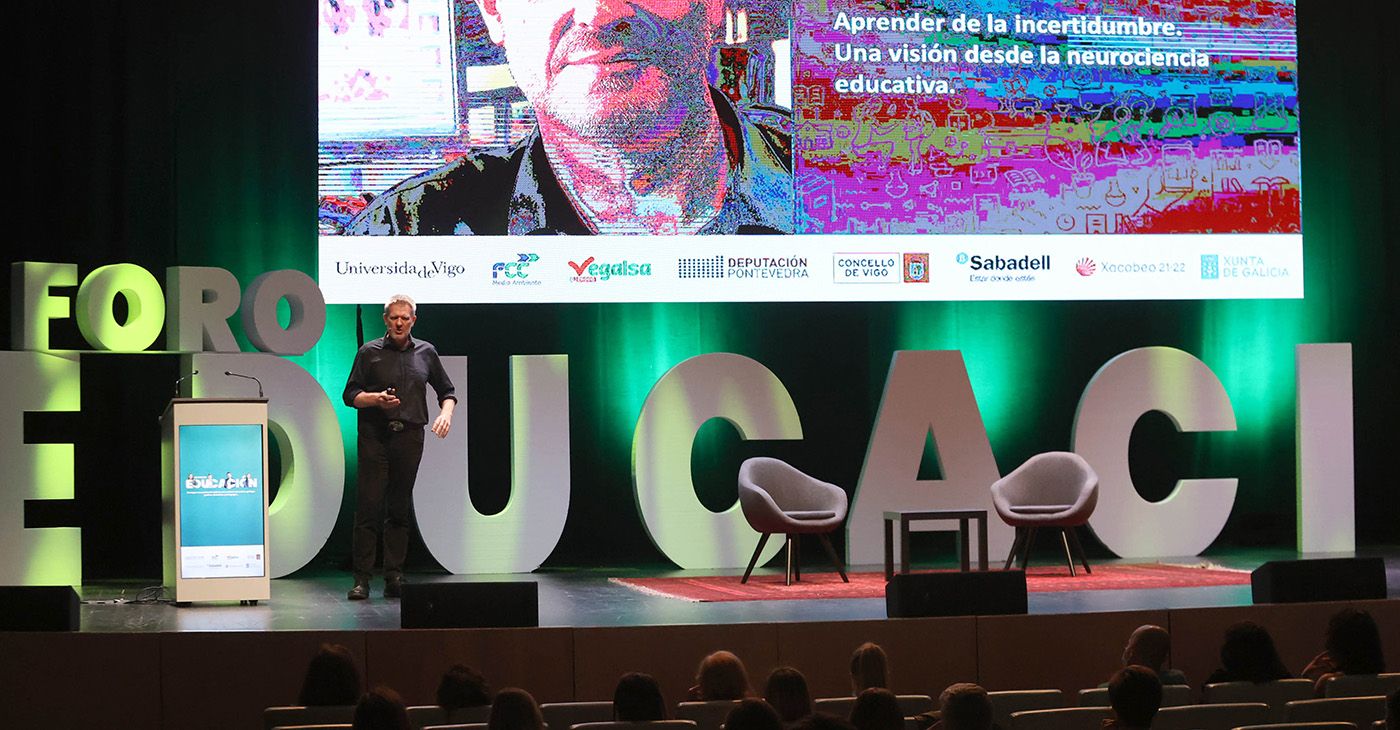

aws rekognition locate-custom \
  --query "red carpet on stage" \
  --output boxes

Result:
[610,564,1251,602]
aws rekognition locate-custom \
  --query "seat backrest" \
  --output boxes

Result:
[738,458,844,514]
[1078,686,1190,709]
[421,723,488,730]
[1285,698,1387,727]
[1154,702,1270,730]
[542,702,616,730]
[1204,680,1316,722]
[1233,723,1359,730]
[410,705,493,730]
[676,701,740,730]
[1322,674,1400,699]
[895,696,934,716]
[1010,707,1111,730]
[813,698,856,717]
[573,722,698,730]
[264,705,356,730]
[989,690,1066,730]
[270,725,353,730]
[993,452,1097,508]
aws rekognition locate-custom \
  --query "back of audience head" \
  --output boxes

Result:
[437,663,491,710]
[353,686,410,730]
[694,650,753,700]
[939,683,992,730]
[726,698,785,730]
[299,642,362,706]
[614,672,668,721]
[490,687,545,730]
[1218,621,1292,682]
[850,642,889,694]
[1325,607,1386,674]
[1122,625,1171,673]
[849,687,902,730]
[1107,666,1162,730]
[765,666,813,724]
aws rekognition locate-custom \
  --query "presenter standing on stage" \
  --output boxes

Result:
[343,294,456,601]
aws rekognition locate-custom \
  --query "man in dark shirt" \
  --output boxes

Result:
[347,0,792,235]
[342,294,456,600]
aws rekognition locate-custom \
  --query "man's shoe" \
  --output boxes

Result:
[347,582,369,601]
[383,577,405,598]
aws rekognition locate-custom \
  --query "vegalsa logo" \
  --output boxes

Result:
[1076,258,1097,276]
[957,253,1051,271]
[492,253,539,283]
[568,256,652,283]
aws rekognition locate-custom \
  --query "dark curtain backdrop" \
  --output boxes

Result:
[6,2,1396,579]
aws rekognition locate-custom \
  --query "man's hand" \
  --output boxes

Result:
[431,413,452,438]
[373,390,400,410]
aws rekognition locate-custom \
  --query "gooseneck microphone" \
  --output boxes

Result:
[173,370,200,397]
[224,370,265,399]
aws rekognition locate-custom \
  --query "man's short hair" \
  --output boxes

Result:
[384,294,416,315]
[939,683,992,730]
[1108,666,1162,730]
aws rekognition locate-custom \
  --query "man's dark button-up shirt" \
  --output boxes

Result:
[346,89,793,235]
[342,335,456,428]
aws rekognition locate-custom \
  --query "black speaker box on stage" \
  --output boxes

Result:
[886,570,1028,617]
[400,581,539,628]
[0,585,80,631]
[1251,557,1386,604]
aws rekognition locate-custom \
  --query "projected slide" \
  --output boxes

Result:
[317,0,1300,303]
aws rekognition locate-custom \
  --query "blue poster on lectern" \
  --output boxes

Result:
[178,424,265,579]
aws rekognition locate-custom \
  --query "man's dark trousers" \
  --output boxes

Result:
[352,419,425,583]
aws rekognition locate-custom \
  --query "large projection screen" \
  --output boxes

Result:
[316,0,1301,303]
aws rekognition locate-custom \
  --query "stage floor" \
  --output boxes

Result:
[73,547,1400,633]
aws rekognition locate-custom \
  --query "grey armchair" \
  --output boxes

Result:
[991,451,1098,575]
[737,457,849,585]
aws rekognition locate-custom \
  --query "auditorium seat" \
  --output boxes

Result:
[541,701,615,730]
[814,695,934,717]
[1321,674,1400,699]
[421,723,487,730]
[987,689,1066,730]
[1153,702,1270,730]
[573,721,699,730]
[264,705,355,730]
[271,725,352,730]
[1204,680,1316,722]
[1233,723,1359,730]
[1009,706,1110,730]
[1076,685,1192,708]
[1285,697,1387,727]
[409,704,493,729]
[676,700,740,730]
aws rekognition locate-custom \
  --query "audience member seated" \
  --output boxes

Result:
[850,688,903,730]
[299,642,363,707]
[689,650,753,701]
[615,672,669,721]
[727,698,785,730]
[1106,625,1186,686]
[491,688,546,730]
[851,643,890,694]
[1205,621,1293,684]
[1105,666,1162,730]
[354,686,411,730]
[438,663,492,711]
[938,684,992,730]
[766,667,814,725]
[1303,607,1387,695]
